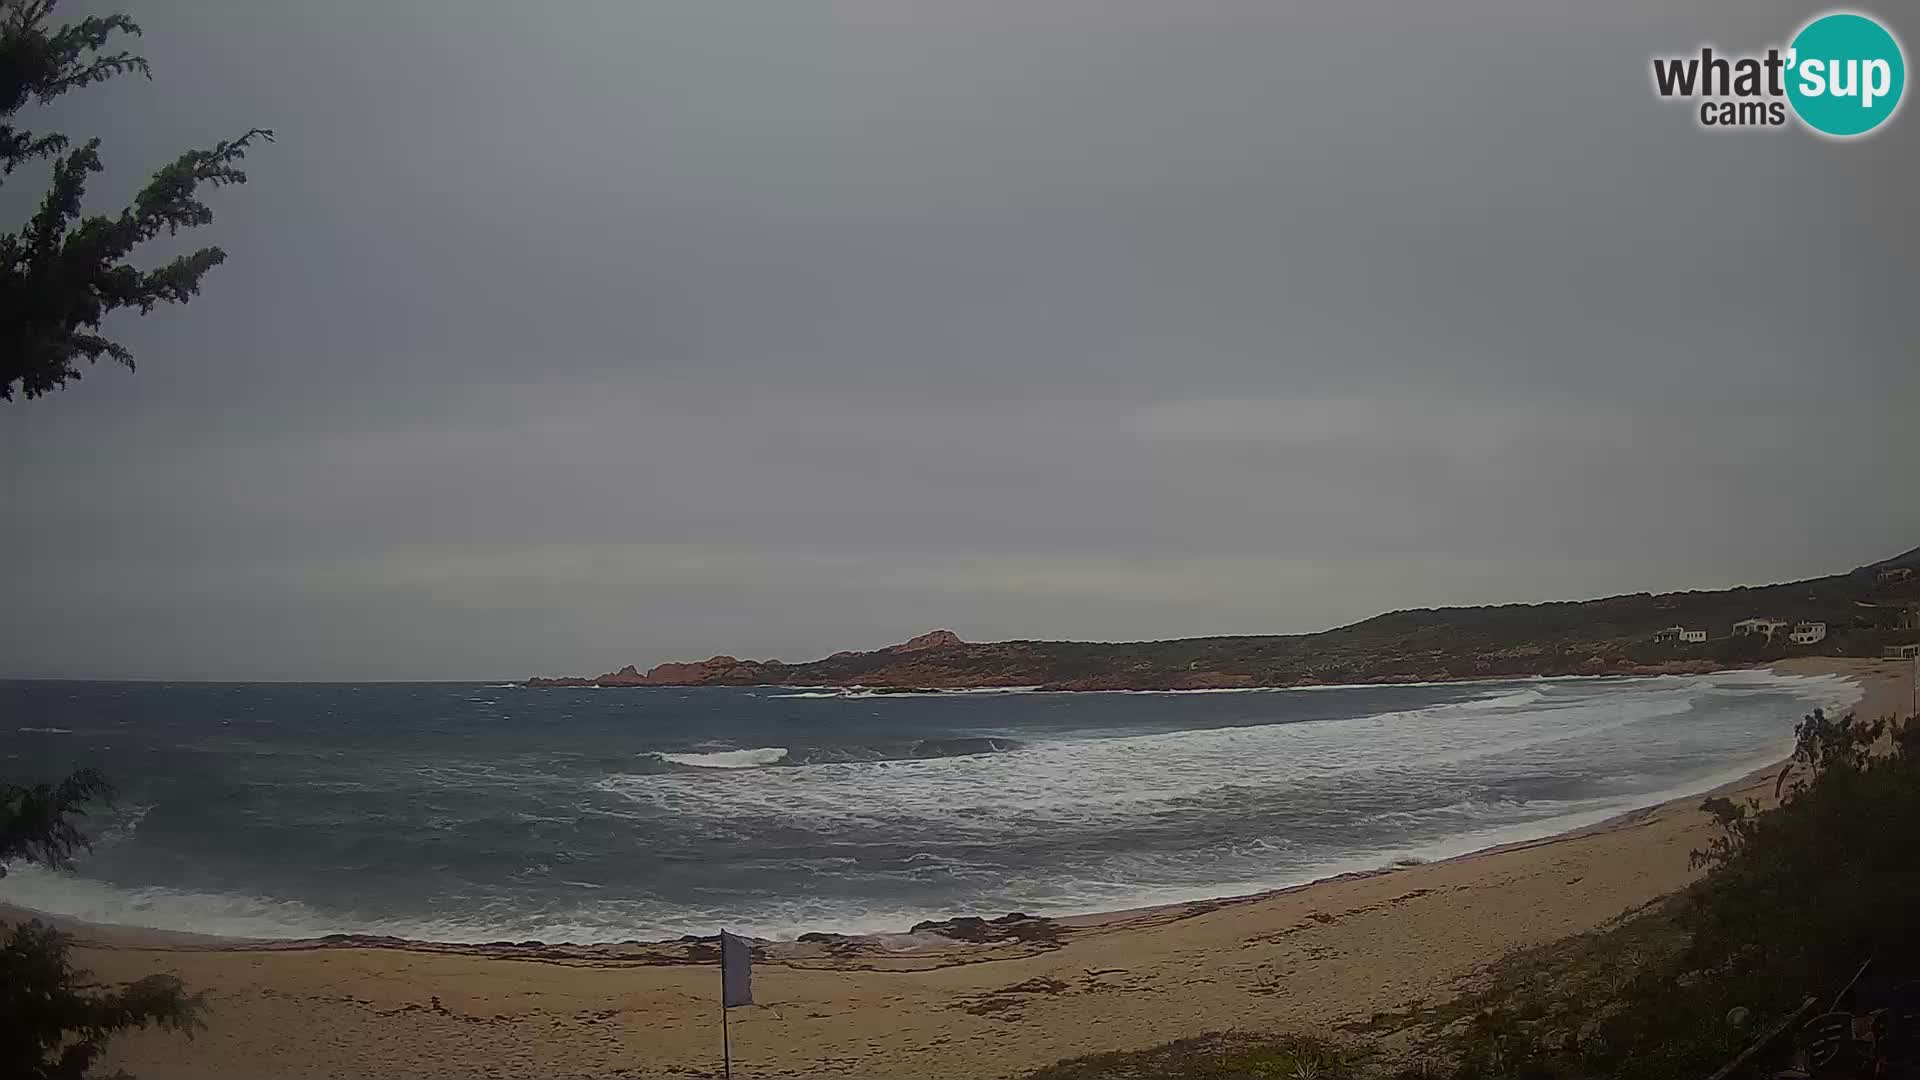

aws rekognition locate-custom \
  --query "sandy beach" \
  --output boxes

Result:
[18,658,1907,1080]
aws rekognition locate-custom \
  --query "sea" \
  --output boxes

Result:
[0,669,1861,944]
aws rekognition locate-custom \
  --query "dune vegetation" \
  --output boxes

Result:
[1026,706,1920,1080]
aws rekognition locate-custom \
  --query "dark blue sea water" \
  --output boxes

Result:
[0,670,1860,942]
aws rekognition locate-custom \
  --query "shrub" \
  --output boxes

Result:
[2,771,205,1079]
[1019,707,1920,1080]
[1438,707,1920,1079]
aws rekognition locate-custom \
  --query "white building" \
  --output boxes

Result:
[1679,629,1708,643]
[1731,618,1790,639]
[1651,626,1686,643]
[1788,621,1827,645]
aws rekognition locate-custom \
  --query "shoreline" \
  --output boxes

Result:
[522,658,1746,692]
[3,660,1884,959]
[20,657,1909,1079]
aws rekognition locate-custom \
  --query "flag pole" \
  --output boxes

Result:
[719,927,752,1078]
[721,928,733,1080]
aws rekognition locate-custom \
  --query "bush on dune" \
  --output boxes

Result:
[1411,706,1920,1080]
[1022,707,1920,1080]
[1027,1032,1365,1080]
[1559,708,1920,1079]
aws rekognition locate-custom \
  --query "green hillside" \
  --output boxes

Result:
[531,548,1920,689]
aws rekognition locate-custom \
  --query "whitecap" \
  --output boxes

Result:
[653,746,789,769]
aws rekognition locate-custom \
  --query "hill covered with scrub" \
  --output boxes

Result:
[526,547,1920,690]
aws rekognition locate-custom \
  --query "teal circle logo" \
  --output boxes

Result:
[1787,12,1905,137]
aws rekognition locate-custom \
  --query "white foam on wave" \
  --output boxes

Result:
[1472,687,1550,709]
[773,679,1581,699]
[1084,680,1555,697]
[986,749,1804,923]
[654,746,789,769]
[759,672,1869,927]
[0,861,959,945]
[848,686,1048,697]
[1102,686,1285,694]
[0,863,340,941]
[94,804,154,846]
[16,727,75,734]
[603,670,1865,842]
[4,668,1869,945]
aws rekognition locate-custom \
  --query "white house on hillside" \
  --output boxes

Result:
[1680,629,1708,643]
[1652,626,1686,643]
[1788,621,1827,645]
[1732,618,1790,639]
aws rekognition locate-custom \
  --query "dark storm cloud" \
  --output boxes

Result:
[3,1,1915,678]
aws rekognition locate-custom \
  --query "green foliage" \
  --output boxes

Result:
[1026,1032,1367,1080]
[0,768,112,875]
[1,769,205,1079]
[1021,708,1920,1080]
[1,921,205,1080]
[1421,707,1920,1079]
[670,549,1919,690]
[1,0,270,401]
[1682,708,1919,1016]
[2,4,228,1068]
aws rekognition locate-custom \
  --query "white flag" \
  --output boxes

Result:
[720,931,753,1008]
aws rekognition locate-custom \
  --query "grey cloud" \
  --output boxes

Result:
[2,0,1914,678]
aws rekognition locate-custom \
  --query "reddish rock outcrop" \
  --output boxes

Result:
[637,656,770,686]
[890,629,965,653]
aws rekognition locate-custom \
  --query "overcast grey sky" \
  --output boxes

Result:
[3,0,1915,680]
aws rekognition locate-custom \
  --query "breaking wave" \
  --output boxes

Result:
[0,669,1868,944]
[640,737,1023,771]
[652,747,790,769]
[769,687,1043,699]
[782,737,1021,765]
